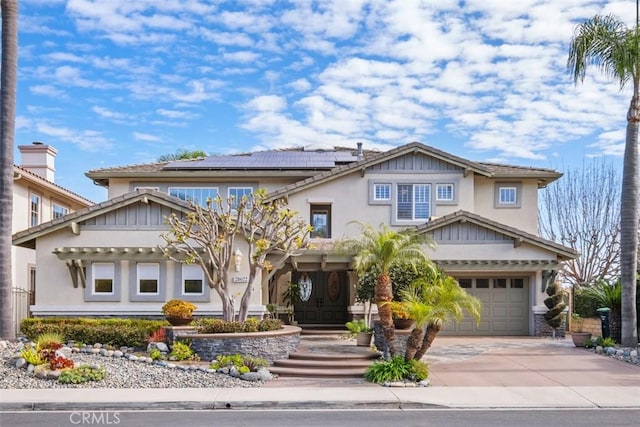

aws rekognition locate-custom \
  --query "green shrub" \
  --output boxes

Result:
[257,319,282,332]
[170,341,196,361]
[149,348,163,361]
[20,318,167,348]
[209,353,267,372]
[597,336,617,347]
[58,365,106,384]
[573,287,601,317]
[20,345,46,366]
[364,356,429,384]
[242,356,268,371]
[210,354,245,370]
[193,318,282,334]
[35,332,65,350]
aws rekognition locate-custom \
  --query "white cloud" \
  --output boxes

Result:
[92,106,126,120]
[35,122,113,151]
[30,85,66,98]
[133,132,161,142]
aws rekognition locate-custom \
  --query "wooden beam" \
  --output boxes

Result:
[65,260,79,288]
[69,222,80,235]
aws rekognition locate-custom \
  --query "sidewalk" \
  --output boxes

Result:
[1,336,639,411]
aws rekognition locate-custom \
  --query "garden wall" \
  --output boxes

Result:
[165,325,301,362]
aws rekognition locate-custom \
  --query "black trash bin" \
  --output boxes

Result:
[597,307,610,339]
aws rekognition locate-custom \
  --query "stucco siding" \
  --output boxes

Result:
[473,177,538,234]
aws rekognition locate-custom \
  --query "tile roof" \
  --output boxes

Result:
[12,189,192,249]
[14,165,94,205]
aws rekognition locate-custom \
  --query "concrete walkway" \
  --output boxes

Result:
[1,336,639,410]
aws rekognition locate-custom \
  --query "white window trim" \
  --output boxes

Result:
[396,183,431,222]
[373,183,391,201]
[495,183,522,208]
[228,187,253,209]
[29,192,41,227]
[435,183,454,201]
[182,264,205,296]
[136,263,160,295]
[92,262,115,295]
[52,203,69,219]
[168,186,219,207]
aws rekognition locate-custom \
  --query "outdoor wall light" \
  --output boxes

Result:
[233,248,242,272]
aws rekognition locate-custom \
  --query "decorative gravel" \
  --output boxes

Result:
[0,341,263,389]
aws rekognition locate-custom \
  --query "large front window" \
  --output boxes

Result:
[169,187,219,207]
[396,184,430,220]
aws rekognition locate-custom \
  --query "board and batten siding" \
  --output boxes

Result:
[367,153,464,173]
[82,201,181,228]
[430,222,512,243]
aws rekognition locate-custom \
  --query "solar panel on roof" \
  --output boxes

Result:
[162,150,358,170]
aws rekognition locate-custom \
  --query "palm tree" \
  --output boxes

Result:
[0,0,18,340]
[400,271,481,361]
[568,13,639,347]
[335,222,434,357]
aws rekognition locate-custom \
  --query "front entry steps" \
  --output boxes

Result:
[269,329,381,378]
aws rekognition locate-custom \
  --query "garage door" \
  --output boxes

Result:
[442,277,529,336]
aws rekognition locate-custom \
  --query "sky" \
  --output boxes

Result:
[11,0,636,203]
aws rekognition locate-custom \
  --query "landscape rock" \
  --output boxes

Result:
[155,342,169,353]
[15,358,26,369]
[239,372,262,382]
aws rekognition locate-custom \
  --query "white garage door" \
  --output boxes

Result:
[442,277,529,336]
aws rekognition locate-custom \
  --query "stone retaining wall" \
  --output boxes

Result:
[164,325,301,362]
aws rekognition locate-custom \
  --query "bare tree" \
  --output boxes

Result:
[0,0,18,340]
[538,159,620,288]
[161,189,311,322]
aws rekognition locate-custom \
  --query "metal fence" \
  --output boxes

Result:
[12,287,31,335]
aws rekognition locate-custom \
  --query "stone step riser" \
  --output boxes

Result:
[268,367,366,378]
[273,360,372,369]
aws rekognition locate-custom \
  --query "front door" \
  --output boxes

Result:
[293,271,348,325]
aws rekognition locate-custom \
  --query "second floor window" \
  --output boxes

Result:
[228,187,253,209]
[310,204,331,238]
[30,193,41,226]
[169,187,218,207]
[499,186,517,204]
[436,184,454,201]
[52,203,69,219]
[397,184,430,221]
[373,183,391,201]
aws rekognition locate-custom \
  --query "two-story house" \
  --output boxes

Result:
[12,141,576,336]
[11,142,94,331]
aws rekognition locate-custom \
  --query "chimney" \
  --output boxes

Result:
[18,142,57,182]
[356,142,363,160]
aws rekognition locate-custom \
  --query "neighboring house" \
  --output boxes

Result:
[12,141,577,336]
[11,142,94,331]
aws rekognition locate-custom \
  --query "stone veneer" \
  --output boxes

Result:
[534,313,566,337]
[164,325,301,362]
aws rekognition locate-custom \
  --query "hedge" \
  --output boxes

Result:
[20,318,168,348]
[192,318,282,334]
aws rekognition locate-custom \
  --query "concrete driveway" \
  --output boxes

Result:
[426,336,640,387]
